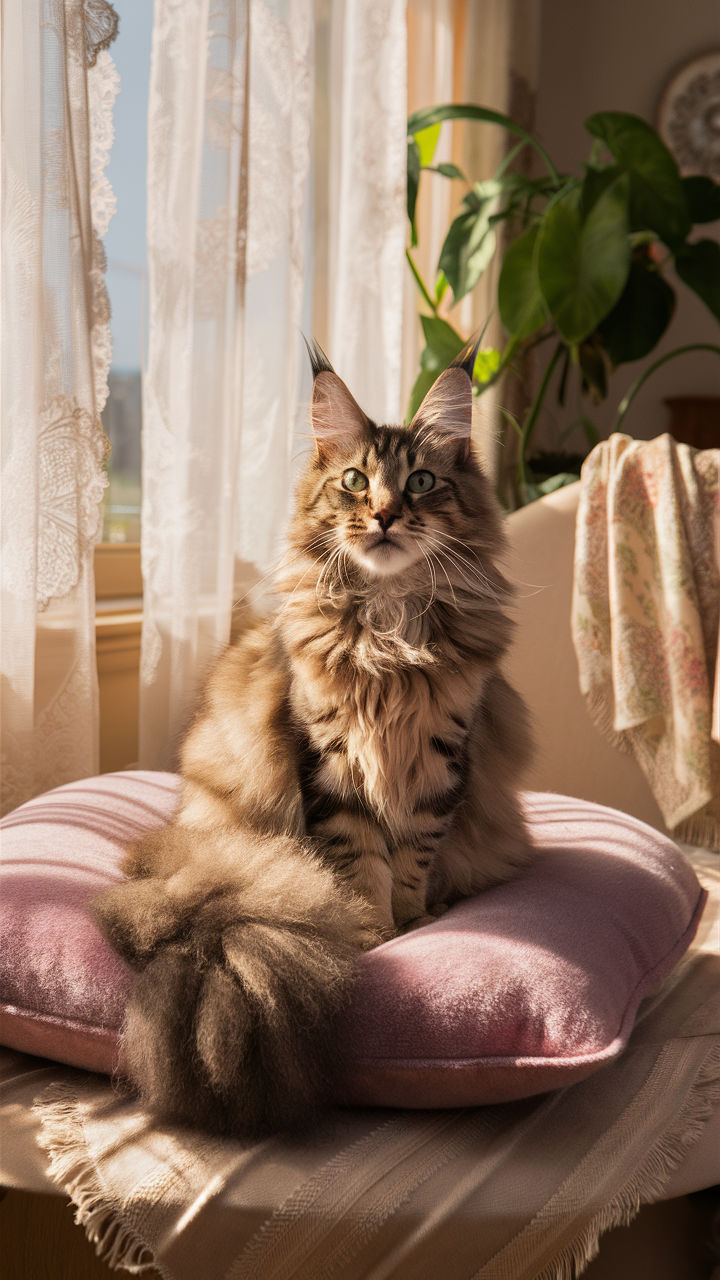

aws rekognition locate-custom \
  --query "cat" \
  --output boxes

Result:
[94,339,533,1136]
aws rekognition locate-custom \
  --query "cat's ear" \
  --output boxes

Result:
[305,339,370,463]
[410,339,479,462]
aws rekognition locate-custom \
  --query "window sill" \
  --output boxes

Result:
[95,542,142,600]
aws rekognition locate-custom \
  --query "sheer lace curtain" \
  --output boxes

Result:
[1,0,118,814]
[139,0,407,769]
[322,0,407,423]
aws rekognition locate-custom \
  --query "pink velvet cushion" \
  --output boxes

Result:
[0,774,707,1106]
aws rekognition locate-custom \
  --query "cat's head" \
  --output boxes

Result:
[290,340,502,586]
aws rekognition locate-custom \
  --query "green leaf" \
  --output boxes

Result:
[472,177,510,201]
[419,314,466,367]
[434,271,449,305]
[415,123,441,168]
[498,224,547,339]
[522,481,543,503]
[473,347,501,382]
[407,138,420,245]
[406,316,466,421]
[626,172,689,247]
[461,186,485,213]
[438,206,496,302]
[682,175,720,224]
[598,257,675,365]
[585,111,690,246]
[580,164,622,219]
[537,472,581,495]
[407,366,439,421]
[578,337,610,403]
[536,177,631,344]
[674,240,720,322]
[473,172,555,210]
[522,472,580,504]
[407,102,560,182]
[434,162,465,180]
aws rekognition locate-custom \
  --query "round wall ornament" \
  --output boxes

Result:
[657,51,720,178]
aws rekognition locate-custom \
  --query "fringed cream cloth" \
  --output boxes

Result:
[10,949,717,1280]
[572,433,720,851]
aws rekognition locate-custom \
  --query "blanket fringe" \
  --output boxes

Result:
[675,813,720,856]
[32,1083,164,1276]
[532,1040,720,1280]
[580,687,720,853]
[31,1042,720,1280]
[577,688,632,758]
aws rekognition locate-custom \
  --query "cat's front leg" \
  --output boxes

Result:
[390,841,435,931]
[347,847,396,946]
[391,795,460,929]
[313,816,396,945]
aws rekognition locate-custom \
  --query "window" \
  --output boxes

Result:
[99,0,152,550]
[94,3,153,770]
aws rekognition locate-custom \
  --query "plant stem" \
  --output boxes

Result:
[493,140,527,180]
[517,342,564,494]
[614,343,720,433]
[468,332,554,407]
[405,249,438,315]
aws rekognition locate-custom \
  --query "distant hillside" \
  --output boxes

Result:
[103,369,141,477]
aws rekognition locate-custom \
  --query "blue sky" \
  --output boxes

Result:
[104,2,153,371]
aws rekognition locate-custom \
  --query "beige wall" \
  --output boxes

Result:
[534,0,720,447]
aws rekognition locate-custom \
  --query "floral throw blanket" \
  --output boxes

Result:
[572,432,720,851]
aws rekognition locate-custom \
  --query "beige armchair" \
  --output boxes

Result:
[504,482,666,831]
[504,482,720,1262]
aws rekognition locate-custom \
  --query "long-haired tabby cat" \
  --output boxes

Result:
[94,340,533,1136]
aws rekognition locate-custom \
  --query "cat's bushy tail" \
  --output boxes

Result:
[93,827,372,1136]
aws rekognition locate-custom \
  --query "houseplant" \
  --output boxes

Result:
[406,104,720,505]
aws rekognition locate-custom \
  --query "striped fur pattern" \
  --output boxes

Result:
[94,344,533,1136]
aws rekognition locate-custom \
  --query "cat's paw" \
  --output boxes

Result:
[397,913,437,934]
[396,902,449,935]
[358,922,394,950]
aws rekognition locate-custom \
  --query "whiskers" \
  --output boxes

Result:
[273,530,350,622]
[313,541,354,616]
[411,543,438,620]
[418,540,458,611]
[231,529,349,631]
[415,528,504,607]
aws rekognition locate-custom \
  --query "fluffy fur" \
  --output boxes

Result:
[94,342,533,1136]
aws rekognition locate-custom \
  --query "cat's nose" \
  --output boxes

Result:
[373,509,397,533]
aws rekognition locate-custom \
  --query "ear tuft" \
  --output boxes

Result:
[449,333,483,383]
[303,336,335,381]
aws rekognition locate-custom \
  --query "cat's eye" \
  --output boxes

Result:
[342,468,369,493]
[406,470,435,494]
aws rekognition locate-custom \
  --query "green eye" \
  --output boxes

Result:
[342,468,369,493]
[406,470,435,494]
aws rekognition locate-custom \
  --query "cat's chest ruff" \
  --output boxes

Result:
[295,667,468,821]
